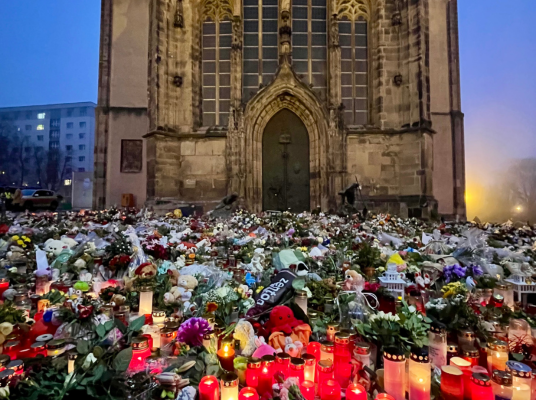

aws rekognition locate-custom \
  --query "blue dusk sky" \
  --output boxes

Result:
[0,0,535,186]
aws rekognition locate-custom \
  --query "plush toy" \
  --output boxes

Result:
[134,263,157,278]
[44,239,69,256]
[282,336,303,357]
[233,320,257,356]
[267,305,303,335]
[73,281,90,292]
[60,236,78,249]
[343,270,364,291]
[177,275,198,299]
[6,246,27,263]
[164,286,189,305]
[251,336,276,359]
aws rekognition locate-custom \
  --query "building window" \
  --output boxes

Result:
[79,122,86,128]
[79,133,85,139]
[24,147,31,153]
[37,135,44,141]
[25,125,31,131]
[67,122,73,129]
[50,130,59,139]
[79,145,85,150]
[79,156,85,162]
[36,124,44,130]
[201,0,233,127]
[25,112,32,119]
[78,167,85,172]
[64,179,72,186]
[80,107,87,116]
[292,0,327,100]
[50,142,59,149]
[37,113,46,119]
[243,0,279,102]
[50,119,60,127]
[66,156,72,162]
[66,134,73,139]
[67,109,73,117]
[339,16,368,125]
[66,145,73,151]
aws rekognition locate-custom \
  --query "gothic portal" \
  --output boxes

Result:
[94,0,466,219]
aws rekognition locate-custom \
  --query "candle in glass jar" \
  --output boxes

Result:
[354,342,371,369]
[138,286,153,316]
[440,366,463,400]
[217,342,236,371]
[300,380,315,400]
[317,360,334,396]
[409,347,430,400]
[199,376,219,400]
[239,387,259,400]
[506,361,533,389]
[203,331,216,353]
[512,384,530,400]
[491,371,513,400]
[487,340,508,372]
[450,357,472,399]
[470,373,493,400]
[307,342,321,361]
[221,372,239,400]
[447,343,459,366]
[45,339,66,357]
[129,337,151,370]
[320,341,334,362]
[303,354,316,382]
[295,290,308,315]
[152,310,166,326]
[346,383,367,400]
[326,324,339,342]
[375,395,395,400]
[383,347,406,400]
[246,357,261,388]
[334,332,352,388]
[289,357,305,383]
[321,379,341,400]
[258,355,275,397]
[461,346,479,368]
[275,352,291,379]
[429,324,447,369]
[160,328,177,357]
[457,329,475,350]
[67,351,77,374]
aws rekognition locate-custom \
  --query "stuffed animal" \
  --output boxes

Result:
[251,336,276,359]
[343,270,364,291]
[283,336,303,357]
[44,239,69,256]
[60,236,78,249]
[233,320,257,356]
[267,305,303,335]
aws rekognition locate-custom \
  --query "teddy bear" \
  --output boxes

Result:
[44,239,69,257]
[177,275,198,297]
[251,336,277,359]
[233,320,257,356]
[343,270,364,292]
[282,336,303,358]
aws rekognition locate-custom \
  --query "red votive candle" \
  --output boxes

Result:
[461,347,479,368]
[317,360,334,396]
[375,394,395,400]
[258,355,275,398]
[290,357,305,383]
[307,342,321,361]
[450,357,472,400]
[0,355,10,372]
[300,380,315,400]
[246,358,261,388]
[321,379,341,400]
[346,383,367,400]
[275,352,291,379]
[238,387,259,400]
[440,365,464,400]
[199,376,219,400]
[6,360,23,376]
[303,354,316,383]
[217,343,236,372]
[470,373,493,400]
[0,279,9,299]
[30,342,47,357]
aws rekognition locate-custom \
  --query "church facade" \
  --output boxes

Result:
[93,0,465,218]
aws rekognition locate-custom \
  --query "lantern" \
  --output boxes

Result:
[320,379,341,400]
[491,371,513,400]
[258,355,275,397]
[217,340,236,371]
[295,290,308,315]
[275,352,291,378]
[152,310,166,326]
[289,357,305,383]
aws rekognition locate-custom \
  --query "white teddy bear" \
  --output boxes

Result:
[44,236,78,257]
[232,320,257,356]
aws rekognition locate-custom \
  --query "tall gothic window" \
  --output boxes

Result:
[339,14,368,125]
[202,2,233,127]
[243,0,279,102]
[292,0,327,100]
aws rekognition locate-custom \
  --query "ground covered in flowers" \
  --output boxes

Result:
[0,209,535,399]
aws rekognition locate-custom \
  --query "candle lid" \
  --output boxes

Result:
[334,331,351,344]
[506,361,532,378]
[118,305,131,313]
[131,336,149,350]
[488,340,508,352]
[447,342,458,353]
[308,310,318,318]
[261,355,275,365]
[492,294,504,303]
[31,341,46,351]
[247,357,261,368]
[410,347,429,363]
[4,340,20,349]
[495,282,512,290]
[276,352,291,362]
[290,357,305,369]
[317,359,333,372]
[430,322,446,334]
[457,329,474,339]
[0,369,14,381]
[302,353,316,365]
[441,365,462,376]
[383,347,405,361]
[320,340,334,351]
[137,285,153,292]
[471,373,491,386]
[296,290,307,298]
[461,346,479,358]
[450,357,471,367]
[221,372,239,387]
[492,370,512,386]
[327,323,339,330]
[324,298,335,304]
[164,317,180,329]
[160,328,176,338]
[0,355,9,368]
[7,360,23,372]
[67,350,78,361]
[355,342,370,355]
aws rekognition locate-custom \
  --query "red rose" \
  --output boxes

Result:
[77,304,94,319]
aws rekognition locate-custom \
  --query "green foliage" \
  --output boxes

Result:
[354,242,383,269]
[0,301,26,324]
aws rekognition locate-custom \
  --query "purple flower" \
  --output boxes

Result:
[443,264,467,283]
[468,264,484,277]
[286,228,295,237]
[176,317,212,347]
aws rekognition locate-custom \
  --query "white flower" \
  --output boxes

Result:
[8,267,17,273]
[408,305,416,313]
[0,322,13,336]
[82,353,97,370]
[0,386,9,399]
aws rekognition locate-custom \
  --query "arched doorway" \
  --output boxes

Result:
[262,109,310,212]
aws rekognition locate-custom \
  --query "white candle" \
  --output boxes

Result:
[512,384,531,400]
[139,288,153,315]
[295,291,308,315]
[408,350,430,400]
[221,372,239,400]
[152,310,166,325]
[383,348,406,400]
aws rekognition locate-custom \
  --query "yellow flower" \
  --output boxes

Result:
[17,240,24,246]
[0,322,13,337]
[24,237,31,243]
[12,236,19,241]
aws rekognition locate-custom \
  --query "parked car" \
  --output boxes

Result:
[19,189,63,211]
